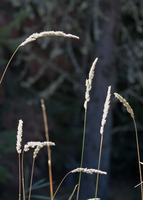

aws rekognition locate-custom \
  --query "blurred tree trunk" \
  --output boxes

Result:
[80,1,120,200]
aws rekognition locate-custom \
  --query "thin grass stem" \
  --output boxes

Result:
[53,171,71,199]
[94,133,103,199]
[133,118,143,200]
[41,99,53,200]
[0,46,20,84]
[18,153,21,200]
[28,158,35,200]
[76,111,87,200]
[22,150,25,200]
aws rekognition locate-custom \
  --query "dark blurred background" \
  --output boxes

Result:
[0,0,143,200]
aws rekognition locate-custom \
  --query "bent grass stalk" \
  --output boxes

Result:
[95,86,111,199]
[0,31,79,84]
[76,58,98,200]
[114,93,143,200]
[53,168,106,199]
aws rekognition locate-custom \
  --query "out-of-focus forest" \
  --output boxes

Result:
[0,0,143,200]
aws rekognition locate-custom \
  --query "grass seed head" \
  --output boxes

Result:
[33,141,55,159]
[84,58,98,111]
[114,93,134,118]
[100,86,111,134]
[16,119,23,154]
[71,167,107,175]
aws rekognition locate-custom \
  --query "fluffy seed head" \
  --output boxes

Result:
[84,58,98,111]
[16,119,23,154]
[33,141,55,159]
[20,31,79,47]
[71,167,107,175]
[100,86,111,134]
[114,93,134,118]
[24,141,41,152]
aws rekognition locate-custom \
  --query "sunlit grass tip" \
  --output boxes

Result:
[100,86,111,134]
[84,58,98,111]
[114,93,134,118]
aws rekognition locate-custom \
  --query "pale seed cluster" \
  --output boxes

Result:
[33,141,55,159]
[20,31,79,47]
[16,119,23,154]
[24,141,41,152]
[100,86,111,134]
[84,58,98,111]
[114,93,134,118]
[71,167,107,175]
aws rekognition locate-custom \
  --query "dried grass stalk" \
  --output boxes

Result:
[84,58,98,111]
[33,141,55,159]
[71,168,107,175]
[114,93,134,118]
[16,119,23,154]
[100,86,111,134]
[20,31,79,47]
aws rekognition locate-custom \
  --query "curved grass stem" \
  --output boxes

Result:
[0,46,20,84]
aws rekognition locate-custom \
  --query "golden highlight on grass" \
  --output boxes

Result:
[84,58,98,111]
[114,92,143,200]
[0,31,79,84]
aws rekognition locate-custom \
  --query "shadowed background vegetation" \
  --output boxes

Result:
[0,0,143,200]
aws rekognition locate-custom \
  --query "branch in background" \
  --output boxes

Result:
[67,39,81,74]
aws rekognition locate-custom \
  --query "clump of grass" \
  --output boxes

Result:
[7,29,142,200]
[114,92,143,200]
